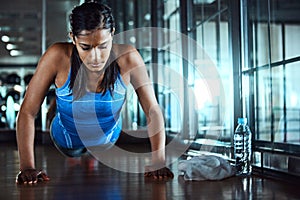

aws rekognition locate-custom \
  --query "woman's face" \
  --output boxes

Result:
[72,28,113,73]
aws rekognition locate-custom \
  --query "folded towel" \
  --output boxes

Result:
[178,155,235,181]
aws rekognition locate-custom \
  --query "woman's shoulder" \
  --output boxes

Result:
[39,42,73,70]
[46,42,73,58]
[113,44,144,69]
[35,43,73,88]
[113,43,136,57]
[36,42,73,76]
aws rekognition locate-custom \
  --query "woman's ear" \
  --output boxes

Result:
[69,32,76,45]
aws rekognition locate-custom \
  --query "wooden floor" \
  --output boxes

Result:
[1,142,300,200]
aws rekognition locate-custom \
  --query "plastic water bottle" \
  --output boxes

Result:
[234,117,252,175]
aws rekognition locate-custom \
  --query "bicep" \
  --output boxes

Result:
[128,52,158,116]
[20,53,57,116]
[118,45,159,116]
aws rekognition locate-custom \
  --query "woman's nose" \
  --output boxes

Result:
[90,48,101,61]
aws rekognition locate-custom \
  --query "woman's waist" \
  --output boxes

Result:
[55,114,121,133]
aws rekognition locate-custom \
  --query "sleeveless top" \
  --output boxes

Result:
[50,68,127,149]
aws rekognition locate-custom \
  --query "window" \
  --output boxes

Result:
[242,0,300,176]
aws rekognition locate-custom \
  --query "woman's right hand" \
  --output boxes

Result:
[16,168,50,184]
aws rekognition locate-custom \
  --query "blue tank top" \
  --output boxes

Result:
[51,69,127,149]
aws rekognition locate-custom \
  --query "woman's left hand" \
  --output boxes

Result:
[144,165,174,179]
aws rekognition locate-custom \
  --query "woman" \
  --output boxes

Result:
[16,2,173,184]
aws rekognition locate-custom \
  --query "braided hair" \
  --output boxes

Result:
[69,1,118,99]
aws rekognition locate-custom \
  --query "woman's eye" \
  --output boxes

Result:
[81,47,91,51]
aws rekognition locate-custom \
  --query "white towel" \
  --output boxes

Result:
[178,155,236,181]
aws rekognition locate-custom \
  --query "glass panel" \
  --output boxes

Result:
[164,0,179,18]
[159,51,183,133]
[263,153,289,172]
[193,0,222,23]
[203,22,217,62]
[270,24,283,63]
[272,66,284,143]
[219,12,233,139]
[285,62,300,144]
[242,73,250,121]
[252,151,262,167]
[255,68,271,141]
[169,11,180,32]
[255,23,270,67]
[220,20,230,67]
[285,25,300,60]
[269,0,283,63]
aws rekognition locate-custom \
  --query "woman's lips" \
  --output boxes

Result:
[90,63,102,67]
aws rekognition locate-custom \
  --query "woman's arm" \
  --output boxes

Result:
[117,45,173,179]
[16,43,67,183]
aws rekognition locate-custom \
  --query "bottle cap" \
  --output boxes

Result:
[238,117,247,124]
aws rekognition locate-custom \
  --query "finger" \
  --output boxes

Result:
[153,168,165,179]
[168,171,174,178]
[147,172,155,178]
[157,168,173,179]
[158,169,164,179]
[31,172,39,184]
[165,168,174,179]
[154,170,160,179]
[16,175,24,184]
[23,175,31,184]
[16,172,23,184]
[25,174,36,184]
[144,172,152,177]
[37,171,50,181]
[16,172,31,184]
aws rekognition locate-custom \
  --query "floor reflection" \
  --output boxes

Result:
[0,143,300,200]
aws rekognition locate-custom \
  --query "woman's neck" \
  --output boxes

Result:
[85,71,104,92]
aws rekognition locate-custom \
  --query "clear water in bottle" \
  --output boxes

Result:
[234,118,252,175]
